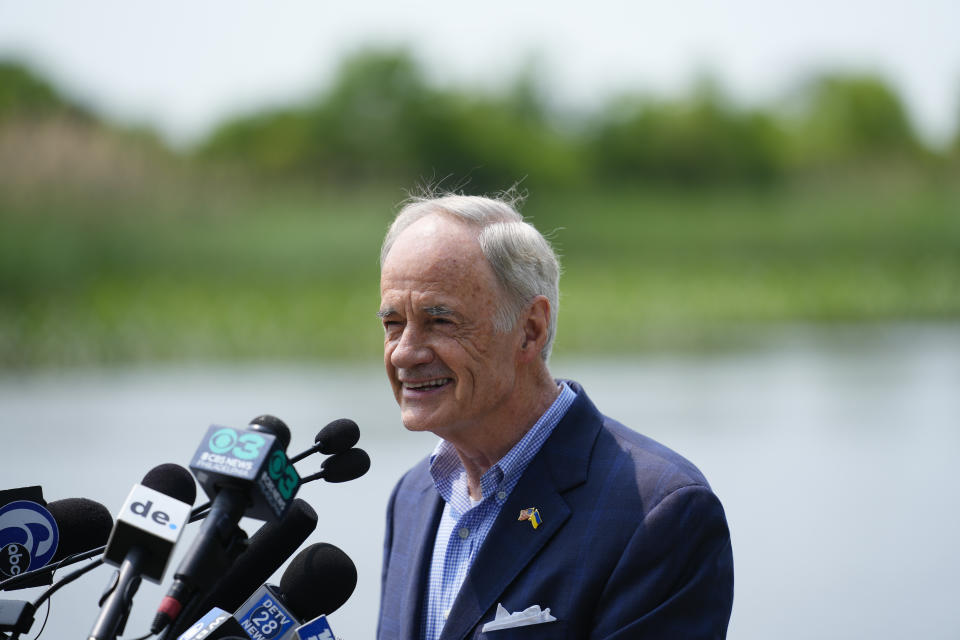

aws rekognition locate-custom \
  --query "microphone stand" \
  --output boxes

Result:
[155,489,248,640]
[88,548,145,640]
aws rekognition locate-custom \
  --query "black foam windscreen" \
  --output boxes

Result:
[315,418,360,455]
[248,414,291,450]
[46,498,113,562]
[280,543,357,620]
[204,498,318,612]
[141,463,197,505]
[320,448,370,483]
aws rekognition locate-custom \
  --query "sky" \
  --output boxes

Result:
[0,0,958,148]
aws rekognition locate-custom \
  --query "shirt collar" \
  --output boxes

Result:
[429,381,576,511]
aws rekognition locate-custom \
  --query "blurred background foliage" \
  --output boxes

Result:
[1,48,958,367]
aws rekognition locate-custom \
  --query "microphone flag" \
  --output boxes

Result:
[189,425,300,521]
[174,607,248,640]
[104,484,191,582]
[294,614,335,640]
[233,584,298,640]
[0,487,57,586]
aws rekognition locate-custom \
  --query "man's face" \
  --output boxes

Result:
[379,214,521,440]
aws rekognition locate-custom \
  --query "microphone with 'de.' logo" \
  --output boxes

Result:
[103,466,195,583]
[89,464,196,640]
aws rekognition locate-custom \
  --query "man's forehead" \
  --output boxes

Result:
[387,214,480,262]
[379,283,458,309]
[379,213,502,312]
[383,242,481,284]
[381,240,495,295]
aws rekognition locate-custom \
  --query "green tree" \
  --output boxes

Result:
[586,79,786,185]
[0,60,91,120]
[201,49,432,182]
[788,74,920,164]
[200,49,581,191]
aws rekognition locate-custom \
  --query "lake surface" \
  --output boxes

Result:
[2,324,959,639]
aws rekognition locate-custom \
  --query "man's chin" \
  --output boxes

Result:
[400,409,444,434]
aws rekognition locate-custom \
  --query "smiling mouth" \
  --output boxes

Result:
[403,378,453,391]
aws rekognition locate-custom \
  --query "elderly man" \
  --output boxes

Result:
[376,193,733,640]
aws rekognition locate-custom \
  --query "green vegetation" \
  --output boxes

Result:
[2,181,957,367]
[0,54,958,367]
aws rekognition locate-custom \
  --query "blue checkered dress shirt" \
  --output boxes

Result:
[421,381,576,640]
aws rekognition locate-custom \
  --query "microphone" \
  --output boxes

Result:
[172,542,355,640]
[288,419,360,463]
[88,464,195,640]
[153,415,302,635]
[231,543,356,640]
[1,493,113,590]
[48,498,115,563]
[164,498,318,639]
[299,448,370,485]
[248,414,292,450]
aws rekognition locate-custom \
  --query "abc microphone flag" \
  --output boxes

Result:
[0,489,58,584]
[1,486,113,589]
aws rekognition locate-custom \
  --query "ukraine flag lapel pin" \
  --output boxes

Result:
[518,507,542,529]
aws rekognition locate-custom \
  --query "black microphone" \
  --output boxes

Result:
[163,498,318,639]
[153,415,302,635]
[289,418,360,463]
[0,496,113,591]
[88,464,196,640]
[300,448,370,485]
[248,414,292,450]
[48,498,115,563]
[229,543,357,639]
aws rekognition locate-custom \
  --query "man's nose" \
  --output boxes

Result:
[390,325,433,369]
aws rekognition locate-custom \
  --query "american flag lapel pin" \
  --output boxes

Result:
[518,507,542,529]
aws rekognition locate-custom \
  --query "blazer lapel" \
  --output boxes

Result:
[438,383,603,640]
[396,470,444,639]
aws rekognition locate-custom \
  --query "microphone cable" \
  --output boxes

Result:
[0,557,105,640]
[0,548,100,592]
[32,556,104,611]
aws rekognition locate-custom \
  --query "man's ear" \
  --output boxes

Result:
[518,296,550,362]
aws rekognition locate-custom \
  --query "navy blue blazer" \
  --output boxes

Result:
[377,382,733,639]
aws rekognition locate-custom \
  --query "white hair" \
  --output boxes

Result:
[380,193,561,361]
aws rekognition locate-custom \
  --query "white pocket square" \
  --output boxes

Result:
[482,603,557,632]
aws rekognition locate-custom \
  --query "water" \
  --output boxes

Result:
[2,324,958,639]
